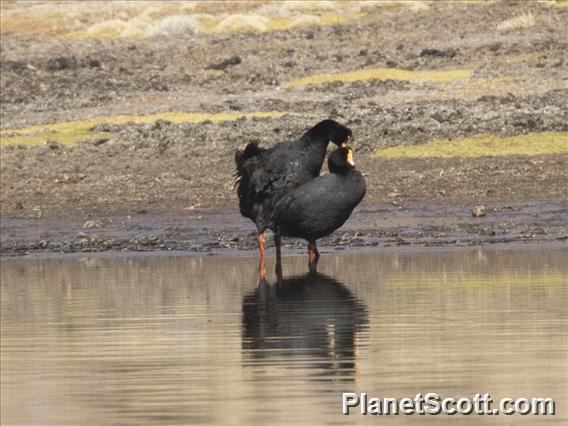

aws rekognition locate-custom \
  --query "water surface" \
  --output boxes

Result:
[1,246,567,425]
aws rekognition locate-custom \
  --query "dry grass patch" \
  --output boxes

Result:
[497,11,535,32]
[458,76,515,97]
[374,132,568,158]
[1,0,369,39]
[285,67,471,88]
[0,111,289,147]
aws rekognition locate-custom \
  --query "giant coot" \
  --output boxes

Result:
[272,146,366,271]
[235,119,352,278]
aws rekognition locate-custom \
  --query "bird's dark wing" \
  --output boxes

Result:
[272,177,333,235]
[235,136,326,232]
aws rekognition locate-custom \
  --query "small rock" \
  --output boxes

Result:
[15,201,24,210]
[472,205,487,217]
[431,112,448,123]
[91,123,123,132]
[1,60,28,72]
[83,219,102,229]
[46,56,77,71]
[46,141,63,150]
[488,42,502,53]
[420,48,457,58]
[207,55,242,70]
[33,206,42,219]
[152,119,172,130]
[83,58,101,68]
[93,138,109,146]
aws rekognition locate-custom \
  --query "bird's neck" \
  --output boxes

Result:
[296,135,327,159]
[332,167,357,178]
[299,135,329,153]
[297,138,329,175]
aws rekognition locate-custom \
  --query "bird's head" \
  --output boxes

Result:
[328,146,355,174]
[306,119,352,147]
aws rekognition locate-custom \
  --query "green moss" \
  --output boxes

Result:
[374,132,568,158]
[285,67,471,88]
[0,111,288,147]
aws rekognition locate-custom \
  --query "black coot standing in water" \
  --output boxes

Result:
[234,119,352,278]
[272,146,366,272]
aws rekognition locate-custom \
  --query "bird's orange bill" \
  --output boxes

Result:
[347,149,355,166]
[341,136,352,148]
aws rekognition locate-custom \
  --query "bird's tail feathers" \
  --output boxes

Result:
[234,142,264,188]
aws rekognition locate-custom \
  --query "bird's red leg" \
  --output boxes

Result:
[308,240,320,272]
[275,233,283,280]
[257,233,266,279]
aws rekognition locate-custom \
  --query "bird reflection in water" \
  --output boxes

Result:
[242,272,368,381]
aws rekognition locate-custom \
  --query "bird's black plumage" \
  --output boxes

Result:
[272,146,366,241]
[234,119,352,233]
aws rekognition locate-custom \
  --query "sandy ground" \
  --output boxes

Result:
[1,1,567,255]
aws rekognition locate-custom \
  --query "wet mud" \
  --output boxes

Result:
[1,201,566,256]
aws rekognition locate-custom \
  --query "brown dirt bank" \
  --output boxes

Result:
[1,1,567,235]
[1,129,567,219]
[1,201,566,257]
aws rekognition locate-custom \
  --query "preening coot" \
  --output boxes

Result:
[234,119,352,278]
[272,146,366,271]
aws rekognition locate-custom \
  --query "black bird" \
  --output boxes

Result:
[272,146,366,271]
[235,119,352,278]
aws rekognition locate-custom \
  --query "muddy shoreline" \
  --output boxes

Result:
[1,2,567,256]
[2,200,566,257]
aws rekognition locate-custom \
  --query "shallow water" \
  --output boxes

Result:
[1,246,567,425]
